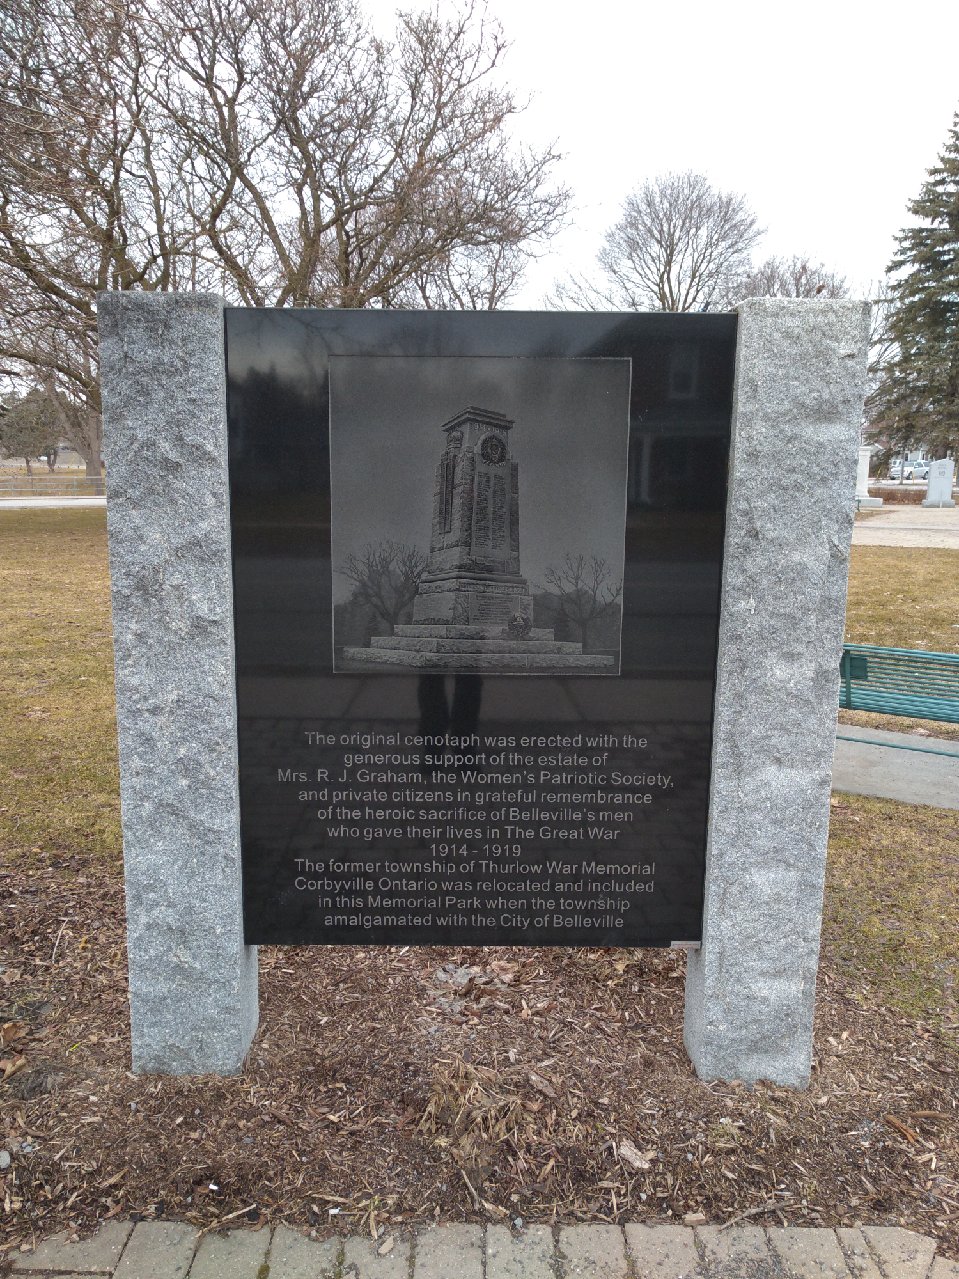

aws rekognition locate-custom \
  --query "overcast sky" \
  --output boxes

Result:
[329,356,630,602]
[365,0,959,308]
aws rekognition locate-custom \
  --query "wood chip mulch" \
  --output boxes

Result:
[1,857,957,1260]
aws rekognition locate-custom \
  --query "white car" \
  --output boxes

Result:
[888,460,929,481]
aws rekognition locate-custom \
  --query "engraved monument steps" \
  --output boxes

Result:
[343,405,615,672]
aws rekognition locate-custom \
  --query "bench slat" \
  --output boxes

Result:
[839,644,959,723]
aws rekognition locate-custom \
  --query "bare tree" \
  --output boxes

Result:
[142,0,567,308]
[859,278,894,452]
[0,0,568,471]
[0,0,201,477]
[555,172,762,312]
[339,541,427,631]
[542,554,622,651]
[738,255,847,300]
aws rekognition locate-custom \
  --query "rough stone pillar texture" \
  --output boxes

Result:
[684,298,870,1088]
[98,292,258,1074]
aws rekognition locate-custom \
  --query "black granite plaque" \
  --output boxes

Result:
[225,310,736,947]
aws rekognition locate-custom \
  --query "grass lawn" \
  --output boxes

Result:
[845,545,959,653]
[825,794,958,1036]
[0,509,120,868]
[0,513,955,1011]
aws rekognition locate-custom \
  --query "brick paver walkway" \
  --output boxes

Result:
[3,1220,958,1278]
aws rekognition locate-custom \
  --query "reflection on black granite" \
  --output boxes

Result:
[417,674,483,775]
[226,310,735,947]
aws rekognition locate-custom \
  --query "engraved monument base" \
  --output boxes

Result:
[343,623,615,673]
[412,572,532,626]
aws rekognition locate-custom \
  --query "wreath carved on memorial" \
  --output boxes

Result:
[480,434,507,465]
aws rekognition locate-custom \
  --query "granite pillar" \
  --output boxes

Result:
[855,445,883,507]
[684,298,870,1087]
[98,292,258,1074]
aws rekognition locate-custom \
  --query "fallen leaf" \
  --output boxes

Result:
[619,1138,654,1171]
[529,1073,556,1100]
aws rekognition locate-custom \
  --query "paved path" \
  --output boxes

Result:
[834,724,959,809]
[4,1219,958,1278]
[852,503,959,549]
[0,496,106,509]
[3,496,957,544]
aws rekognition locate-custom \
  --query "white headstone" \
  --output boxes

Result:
[922,458,956,507]
[855,445,883,506]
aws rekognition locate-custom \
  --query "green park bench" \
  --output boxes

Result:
[839,644,959,724]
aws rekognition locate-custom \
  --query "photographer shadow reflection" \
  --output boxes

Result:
[417,674,482,776]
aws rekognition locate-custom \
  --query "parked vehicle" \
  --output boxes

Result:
[888,459,930,481]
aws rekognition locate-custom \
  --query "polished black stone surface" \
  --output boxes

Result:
[225,309,736,946]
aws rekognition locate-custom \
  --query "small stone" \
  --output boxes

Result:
[0,1150,11,1170]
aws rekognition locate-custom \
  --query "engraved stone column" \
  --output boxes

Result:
[684,298,870,1088]
[411,406,532,626]
[98,292,258,1075]
[855,445,883,507]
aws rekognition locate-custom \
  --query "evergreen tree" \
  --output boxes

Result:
[869,113,959,459]
[0,390,59,473]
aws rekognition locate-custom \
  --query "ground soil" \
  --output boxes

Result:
[2,808,957,1262]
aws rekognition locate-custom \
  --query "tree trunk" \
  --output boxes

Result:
[81,451,104,493]
[24,456,32,475]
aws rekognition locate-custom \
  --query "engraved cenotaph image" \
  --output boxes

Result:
[341,404,617,673]
[331,357,630,676]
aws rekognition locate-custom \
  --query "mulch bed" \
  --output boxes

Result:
[1,856,957,1262]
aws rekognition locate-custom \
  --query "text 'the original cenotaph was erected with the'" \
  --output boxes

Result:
[342,406,615,672]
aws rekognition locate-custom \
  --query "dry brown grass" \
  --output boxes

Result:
[839,709,959,743]
[825,795,959,1035]
[0,509,120,870]
[845,546,959,653]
